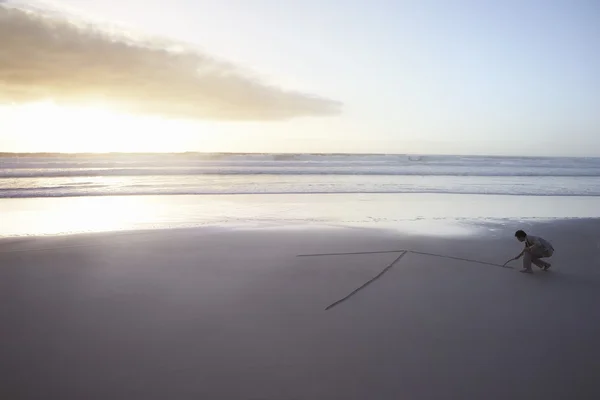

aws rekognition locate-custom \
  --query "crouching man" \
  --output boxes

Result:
[513,230,554,273]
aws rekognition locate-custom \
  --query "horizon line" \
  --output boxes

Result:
[0,151,597,159]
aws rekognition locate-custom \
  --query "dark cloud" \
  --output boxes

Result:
[0,3,341,120]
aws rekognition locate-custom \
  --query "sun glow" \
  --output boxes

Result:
[0,101,248,153]
[0,102,176,152]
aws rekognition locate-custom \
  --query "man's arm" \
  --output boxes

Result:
[514,248,525,259]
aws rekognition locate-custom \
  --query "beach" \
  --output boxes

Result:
[3,0,600,397]
[2,155,600,399]
[2,201,600,399]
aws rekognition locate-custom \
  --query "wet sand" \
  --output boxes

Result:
[2,219,599,399]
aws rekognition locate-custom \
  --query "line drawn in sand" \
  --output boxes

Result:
[297,249,514,310]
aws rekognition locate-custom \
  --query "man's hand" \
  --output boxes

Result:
[514,249,525,259]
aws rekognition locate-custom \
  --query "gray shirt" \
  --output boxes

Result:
[525,235,554,252]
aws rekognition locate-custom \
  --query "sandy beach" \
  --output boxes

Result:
[2,217,599,399]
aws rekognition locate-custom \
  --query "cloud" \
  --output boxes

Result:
[0,2,341,120]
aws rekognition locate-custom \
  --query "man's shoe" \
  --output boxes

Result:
[520,268,533,273]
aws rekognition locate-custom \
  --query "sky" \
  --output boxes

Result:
[1,0,599,156]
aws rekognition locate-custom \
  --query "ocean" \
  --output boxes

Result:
[2,153,600,198]
[3,153,600,237]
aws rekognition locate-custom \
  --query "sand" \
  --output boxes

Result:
[2,219,600,399]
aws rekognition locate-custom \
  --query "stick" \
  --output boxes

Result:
[502,258,515,268]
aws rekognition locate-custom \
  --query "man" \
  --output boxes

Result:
[513,230,554,273]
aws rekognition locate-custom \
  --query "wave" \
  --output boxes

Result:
[2,189,600,198]
[2,167,600,178]
[3,154,600,178]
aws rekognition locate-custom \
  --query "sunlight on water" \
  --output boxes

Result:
[0,196,158,236]
[1,193,600,238]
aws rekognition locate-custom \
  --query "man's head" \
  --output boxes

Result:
[515,230,527,242]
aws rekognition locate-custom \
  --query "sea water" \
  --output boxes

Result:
[2,154,599,236]
[2,153,600,198]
